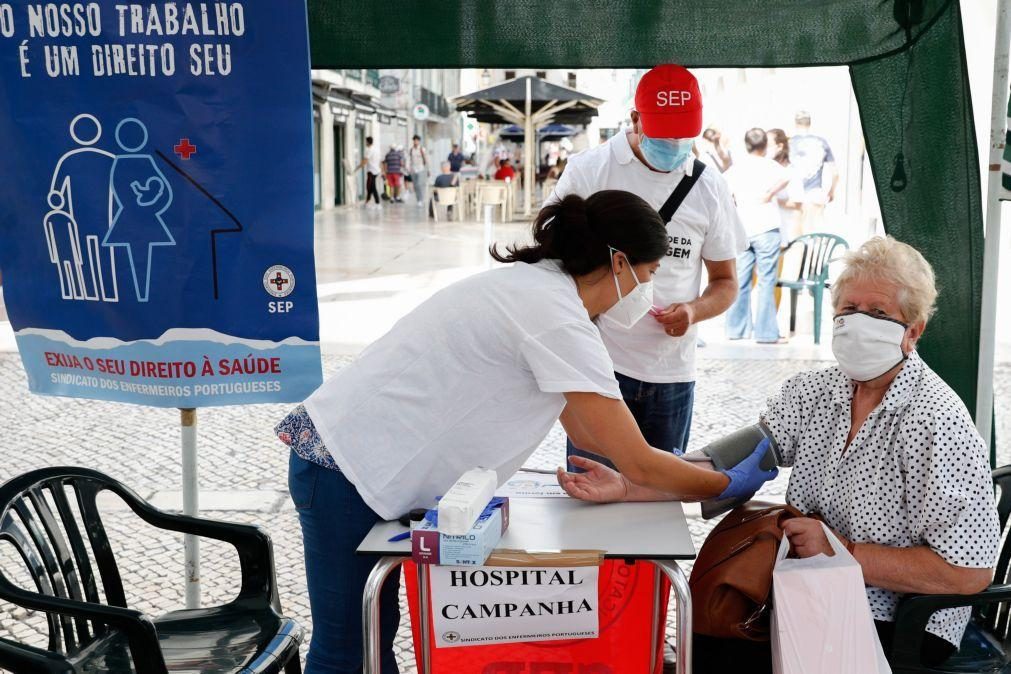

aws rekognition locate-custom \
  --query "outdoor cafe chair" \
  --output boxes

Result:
[430,187,459,222]
[475,183,508,223]
[458,178,479,220]
[890,465,1011,673]
[0,467,303,673]
[775,232,849,344]
[540,177,558,205]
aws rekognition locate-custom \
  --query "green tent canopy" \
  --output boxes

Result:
[308,0,985,416]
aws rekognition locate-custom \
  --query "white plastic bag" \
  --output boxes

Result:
[771,523,891,674]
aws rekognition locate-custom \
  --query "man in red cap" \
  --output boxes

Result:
[546,64,745,471]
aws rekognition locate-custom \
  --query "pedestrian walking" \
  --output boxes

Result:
[447,143,465,173]
[790,110,838,237]
[382,144,404,203]
[724,128,790,343]
[358,136,382,210]
[407,134,429,207]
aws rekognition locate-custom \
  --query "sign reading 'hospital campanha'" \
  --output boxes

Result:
[430,566,600,648]
[0,2,322,407]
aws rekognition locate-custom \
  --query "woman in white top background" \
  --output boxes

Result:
[275,189,778,674]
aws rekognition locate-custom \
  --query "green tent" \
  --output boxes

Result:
[308,0,985,417]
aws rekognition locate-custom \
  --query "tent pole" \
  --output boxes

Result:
[976,0,1010,455]
[525,78,533,216]
[181,407,201,608]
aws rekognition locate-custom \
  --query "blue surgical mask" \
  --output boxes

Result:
[640,136,694,172]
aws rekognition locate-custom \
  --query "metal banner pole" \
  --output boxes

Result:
[975,0,1011,455]
[524,78,534,216]
[181,407,200,608]
[484,204,495,269]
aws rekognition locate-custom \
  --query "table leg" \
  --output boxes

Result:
[417,562,432,674]
[652,560,692,674]
[361,556,406,674]
[649,566,662,672]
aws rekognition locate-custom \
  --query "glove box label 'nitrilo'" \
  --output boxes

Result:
[412,499,510,566]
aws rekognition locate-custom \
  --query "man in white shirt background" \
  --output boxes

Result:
[547,63,745,468]
[407,134,429,207]
[723,128,790,343]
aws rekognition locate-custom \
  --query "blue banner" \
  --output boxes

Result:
[0,1,322,407]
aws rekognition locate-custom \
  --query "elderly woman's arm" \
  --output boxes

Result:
[783,517,992,595]
[853,543,992,595]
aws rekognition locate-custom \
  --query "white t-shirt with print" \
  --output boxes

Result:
[547,131,746,383]
[724,153,788,239]
[304,259,621,520]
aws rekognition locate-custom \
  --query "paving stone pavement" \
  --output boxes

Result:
[1,352,1009,673]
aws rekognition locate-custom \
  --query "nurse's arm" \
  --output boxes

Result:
[562,391,730,500]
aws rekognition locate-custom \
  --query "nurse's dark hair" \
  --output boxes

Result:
[489,190,668,275]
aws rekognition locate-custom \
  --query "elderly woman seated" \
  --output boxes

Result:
[558,237,1000,670]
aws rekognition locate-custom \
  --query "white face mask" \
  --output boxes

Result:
[831,311,908,382]
[600,249,654,330]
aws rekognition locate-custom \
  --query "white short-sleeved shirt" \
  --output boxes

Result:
[365,146,381,174]
[723,154,788,239]
[303,259,621,520]
[547,131,746,383]
[760,352,1000,646]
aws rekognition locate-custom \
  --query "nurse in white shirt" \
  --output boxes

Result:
[275,189,778,674]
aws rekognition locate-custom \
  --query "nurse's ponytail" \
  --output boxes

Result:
[490,190,668,275]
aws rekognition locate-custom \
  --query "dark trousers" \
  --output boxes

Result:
[566,372,695,471]
[289,452,401,673]
[693,621,957,673]
[366,172,381,204]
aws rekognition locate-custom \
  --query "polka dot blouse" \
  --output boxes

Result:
[761,351,1000,647]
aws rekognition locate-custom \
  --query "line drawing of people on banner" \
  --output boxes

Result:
[43,190,83,300]
[102,117,175,303]
[46,113,118,302]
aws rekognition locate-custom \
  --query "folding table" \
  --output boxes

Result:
[358,497,697,674]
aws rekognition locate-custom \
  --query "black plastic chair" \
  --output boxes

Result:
[0,467,303,673]
[891,466,1011,673]
[775,233,849,344]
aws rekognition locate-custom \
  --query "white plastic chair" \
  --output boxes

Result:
[430,187,459,222]
[475,184,508,223]
[457,179,474,220]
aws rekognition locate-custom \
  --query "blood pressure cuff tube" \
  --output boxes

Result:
[683,423,781,519]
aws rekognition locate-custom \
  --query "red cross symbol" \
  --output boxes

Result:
[174,138,197,160]
[270,272,289,292]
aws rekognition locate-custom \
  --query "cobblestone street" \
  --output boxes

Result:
[2,350,1009,672]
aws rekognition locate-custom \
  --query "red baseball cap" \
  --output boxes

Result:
[634,64,703,139]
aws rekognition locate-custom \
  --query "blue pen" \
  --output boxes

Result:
[387,531,411,543]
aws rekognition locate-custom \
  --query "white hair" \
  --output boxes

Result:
[831,236,937,324]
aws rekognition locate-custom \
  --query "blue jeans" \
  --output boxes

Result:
[289,452,401,674]
[726,229,782,343]
[566,373,695,471]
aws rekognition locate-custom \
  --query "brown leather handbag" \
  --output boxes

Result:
[689,501,805,641]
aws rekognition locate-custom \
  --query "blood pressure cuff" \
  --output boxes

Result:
[684,423,781,519]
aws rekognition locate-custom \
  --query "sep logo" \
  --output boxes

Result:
[263,265,295,298]
[656,90,692,107]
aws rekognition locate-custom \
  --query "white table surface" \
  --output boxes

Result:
[357,497,696,560]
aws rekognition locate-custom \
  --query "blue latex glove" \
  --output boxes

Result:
[717,438,779,500]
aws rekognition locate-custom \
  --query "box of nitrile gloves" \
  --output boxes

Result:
[411,498,510,565]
